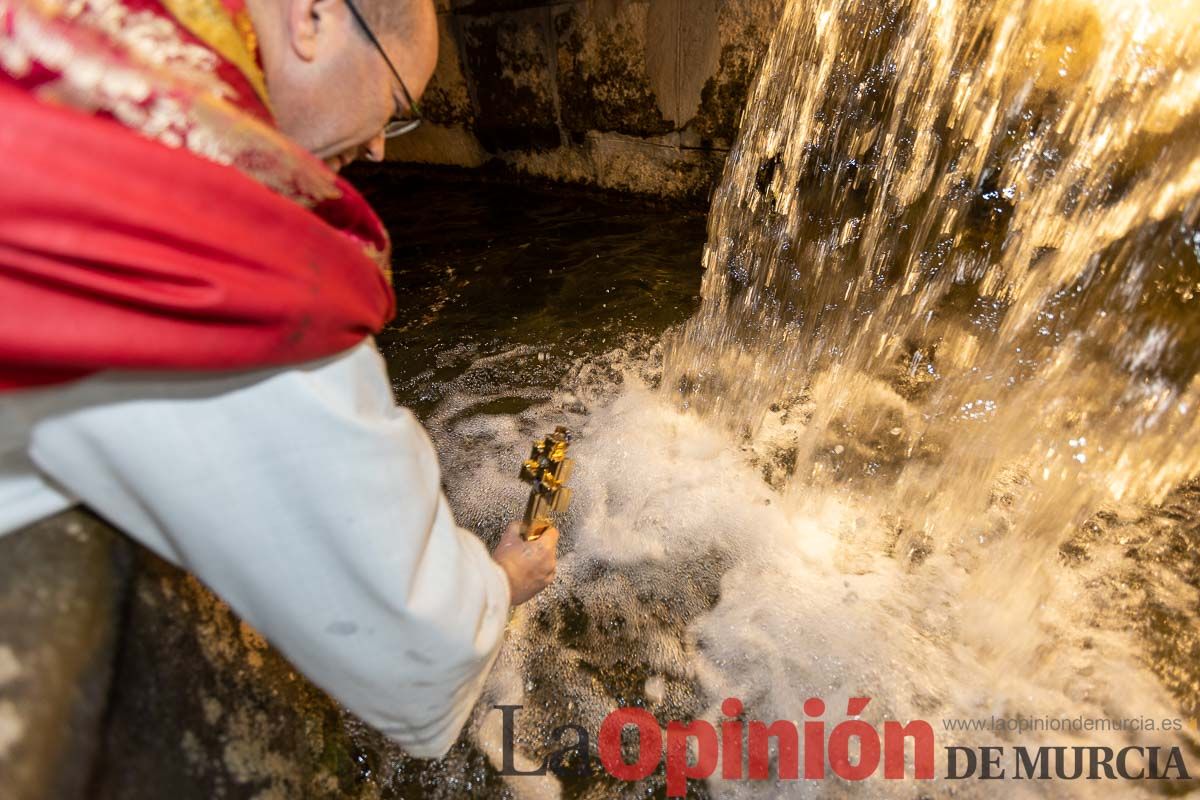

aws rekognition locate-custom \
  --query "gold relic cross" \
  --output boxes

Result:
[519,426,574,541]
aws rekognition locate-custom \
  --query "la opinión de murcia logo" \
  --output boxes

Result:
[497,698,1193,797]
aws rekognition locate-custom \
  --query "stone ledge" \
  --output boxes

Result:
[93,548,506,800]
[390,0,783,200]
[0,508,132,800]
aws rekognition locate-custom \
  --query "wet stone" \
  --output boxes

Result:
[417,12,476,128]
[553,2,674,139]
[1060,481,1200,726]
[460,10,561,152]
[93,549,510,800]
[387,0,782,200]
[449,0,545,12]
[693,0,783,145]
[0,508,132,800]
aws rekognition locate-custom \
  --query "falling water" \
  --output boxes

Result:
[409,1,1200,796]
[663,0,1200,629]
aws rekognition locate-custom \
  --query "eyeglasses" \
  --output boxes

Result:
[344,0,422,138]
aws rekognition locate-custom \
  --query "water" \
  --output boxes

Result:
[357,0,1200,792]
[427,357,1198,799]
[652,4,1200,791]
[664,0,1200,533]
[349,173,713,797]
[353,172,705,419]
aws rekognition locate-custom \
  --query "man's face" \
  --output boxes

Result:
[264,0,437,172]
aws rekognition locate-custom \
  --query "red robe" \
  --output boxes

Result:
[0,0,395,390]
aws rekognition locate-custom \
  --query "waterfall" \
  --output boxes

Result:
[428,2,1200,794]
[663,0,1200,557]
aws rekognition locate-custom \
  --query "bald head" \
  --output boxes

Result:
[246,0,438,169]
[356,0,438,110]
[358,0,435,42]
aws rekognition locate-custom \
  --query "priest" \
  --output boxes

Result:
[0,0,558,757]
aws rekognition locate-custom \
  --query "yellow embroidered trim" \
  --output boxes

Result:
[159,0,271,110]
[1,0,341,207]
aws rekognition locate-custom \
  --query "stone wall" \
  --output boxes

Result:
[387,0,783,202]
[0,510,131,800]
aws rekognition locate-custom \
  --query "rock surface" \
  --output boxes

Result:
[92,548,508,800]
[388,0,783,202]
[0,509,131,800]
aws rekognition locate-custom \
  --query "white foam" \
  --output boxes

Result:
[423,346,1195,798]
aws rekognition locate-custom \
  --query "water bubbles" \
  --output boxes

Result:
[391,0,1200,794]
[645,0,1200,792]
[958,398,998,420]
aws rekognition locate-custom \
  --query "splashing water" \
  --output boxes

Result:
[662,0,1200,674]
[428,350,1195,798]
[667,0,1200,516]
[416,0,1200,796]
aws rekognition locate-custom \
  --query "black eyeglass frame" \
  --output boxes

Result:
[344,0,423,138]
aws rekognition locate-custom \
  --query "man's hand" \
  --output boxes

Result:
[491,520,559,605]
